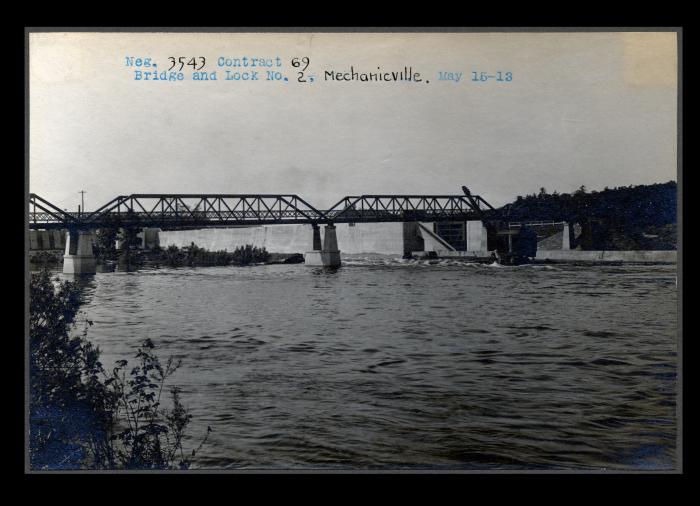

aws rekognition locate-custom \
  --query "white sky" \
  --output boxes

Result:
[29,31,678,211]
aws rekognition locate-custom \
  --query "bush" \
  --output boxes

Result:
[29,251,62,265]
[29,269,209,470]
[103,339,211,469]
[156,243,269,267]
[232,244,270,265]
[29,270,112,469]
[94,218,119,262]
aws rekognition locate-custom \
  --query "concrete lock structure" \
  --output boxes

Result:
[304,224,341,267]
[29,229,67,251]
[531,222,575,251]
[63,230,96,275]
[562,222,571,250]
[466,221,489,253]
[402,222,425,258]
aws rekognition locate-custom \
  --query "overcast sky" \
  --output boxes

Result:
[29,31,677,211]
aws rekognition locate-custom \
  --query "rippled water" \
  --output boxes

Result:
[53,257,678,470]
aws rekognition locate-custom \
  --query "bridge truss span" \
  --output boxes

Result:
[28,187,499,229]
[324,194,496,223]
[29,193,83,229]
[30,194,328,229]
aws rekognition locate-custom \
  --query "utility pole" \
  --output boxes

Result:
[79,190,86,216]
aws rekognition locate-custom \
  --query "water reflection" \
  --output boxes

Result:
[96,263,116,274]
[309,266,341,275]
[69,274,98,292]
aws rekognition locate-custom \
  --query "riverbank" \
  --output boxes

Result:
[534,250,677,264]
[29,245,305,269]
[31,241,677,270]
[412,249,677,264]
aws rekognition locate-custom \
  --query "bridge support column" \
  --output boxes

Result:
[63,230,96,275]
[304,224,341,267]
[562,222,571,250]
[466,221,488,253]
[116,228,125,250]
[312,224,322,251]
[403,222,424,258]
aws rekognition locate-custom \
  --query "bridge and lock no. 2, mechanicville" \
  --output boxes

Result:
[28,188,508,274]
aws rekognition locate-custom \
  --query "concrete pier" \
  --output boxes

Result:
[402,222,424,258]
[304,224,341,267]
[562,222,571,250]
[312,224,322,251]
[63,230,96,274]
[115,228,127,250]
[466,221,488,252]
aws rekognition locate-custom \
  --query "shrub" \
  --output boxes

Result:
[232,244,270,265]
[29,251,62,265]
[94,215,120,262]
[155,243,269,267]
[102,339,211,469]
[29,270,112,469]
[29,269,209,470]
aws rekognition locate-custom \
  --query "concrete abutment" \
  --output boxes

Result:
[63,230,96,275]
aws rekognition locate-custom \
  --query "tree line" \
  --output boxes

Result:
[499,181,677,250]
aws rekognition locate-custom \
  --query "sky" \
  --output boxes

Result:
[29,31,678,211]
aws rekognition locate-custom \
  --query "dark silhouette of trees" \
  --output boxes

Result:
[499,181,677,250]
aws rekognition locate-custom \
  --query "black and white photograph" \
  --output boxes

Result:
[26,29,681,473]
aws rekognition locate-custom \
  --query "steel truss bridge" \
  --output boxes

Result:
[28,187,499,230]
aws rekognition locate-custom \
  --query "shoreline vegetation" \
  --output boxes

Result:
[29,268,210,469]
[30,242,305,268]
[499,181,677,251]
[98,243,279,269]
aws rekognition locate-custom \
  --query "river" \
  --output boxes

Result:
[46,257,678,470]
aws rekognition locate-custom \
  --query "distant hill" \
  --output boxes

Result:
[498,181,677,250]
